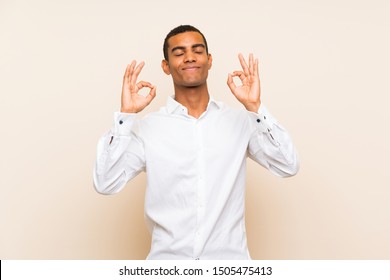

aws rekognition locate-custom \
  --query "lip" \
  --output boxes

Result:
[182,66,200,71]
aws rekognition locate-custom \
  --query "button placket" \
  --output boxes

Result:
[193,120,205,258]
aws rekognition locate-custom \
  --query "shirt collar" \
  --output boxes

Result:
[166,95,221,116]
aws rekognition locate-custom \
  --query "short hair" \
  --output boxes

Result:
[163,25,209,61]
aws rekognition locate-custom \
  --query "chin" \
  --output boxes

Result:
[184,78,207,88]
[175,80,203,88]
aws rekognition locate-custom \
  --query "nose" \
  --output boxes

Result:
[184,52,196,63]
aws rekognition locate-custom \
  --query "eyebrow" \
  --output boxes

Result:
[171,44,206,53]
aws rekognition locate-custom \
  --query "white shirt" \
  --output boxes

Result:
[93,96,299,260]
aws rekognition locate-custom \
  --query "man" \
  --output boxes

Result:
[93,25,299,260]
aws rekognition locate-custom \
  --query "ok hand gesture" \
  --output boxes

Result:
[227,53,261,112]
[121,60,156,113]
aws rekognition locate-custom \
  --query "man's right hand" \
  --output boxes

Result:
[121,60,156,113]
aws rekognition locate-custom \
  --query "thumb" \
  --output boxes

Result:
[227,73,237,94]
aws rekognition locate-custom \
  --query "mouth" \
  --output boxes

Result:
[182,66,200,71]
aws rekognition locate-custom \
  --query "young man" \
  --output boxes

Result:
[93,25,299,260]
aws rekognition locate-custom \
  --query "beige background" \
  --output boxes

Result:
[1,0,389,259]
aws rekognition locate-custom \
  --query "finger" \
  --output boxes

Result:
[232,71,244,76]
[232,71,246,82]
[254,58,259,79]
[145,85,157,105]
[128,60,136,81]
[130,61,145,86]
[238,53,249,76]
[227,73,237,92]
[123,61,135,83]
[248,53,254,76]
[135,81,153,91]
[123,64,130,82]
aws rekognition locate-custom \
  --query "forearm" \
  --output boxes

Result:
[93,112,145,194]
[248,104,299,177]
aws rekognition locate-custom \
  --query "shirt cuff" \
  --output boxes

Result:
[248,104,274,132]
[113,112,137,136]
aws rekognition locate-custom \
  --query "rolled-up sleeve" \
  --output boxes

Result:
[247,104,299,177]
[93,112,146,194]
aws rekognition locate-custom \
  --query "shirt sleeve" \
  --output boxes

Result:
[93,112,146,194]
[247,104,299,177]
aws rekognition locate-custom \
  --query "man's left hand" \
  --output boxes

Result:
[227,53,261,112]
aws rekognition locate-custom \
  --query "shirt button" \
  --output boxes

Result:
[257,119,261,123]
[119,120,123,125]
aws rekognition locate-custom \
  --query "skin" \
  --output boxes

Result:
[161,32,212,118]
[120,31,261,118]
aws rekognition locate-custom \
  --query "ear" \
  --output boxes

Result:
[207,53,213,70]
[161,60,171,75]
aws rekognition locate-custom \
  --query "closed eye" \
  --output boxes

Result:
[172,50,184,56]
[193,46,205,54]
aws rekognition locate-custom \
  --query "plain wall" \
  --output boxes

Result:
[1,0,389,259]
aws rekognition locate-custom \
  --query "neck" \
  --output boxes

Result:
[174,84,210,119]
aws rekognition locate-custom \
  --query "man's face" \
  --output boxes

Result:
[162,31,212,88]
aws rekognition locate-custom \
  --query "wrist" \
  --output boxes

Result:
[120,106,139,114]
[244,101,261,113]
